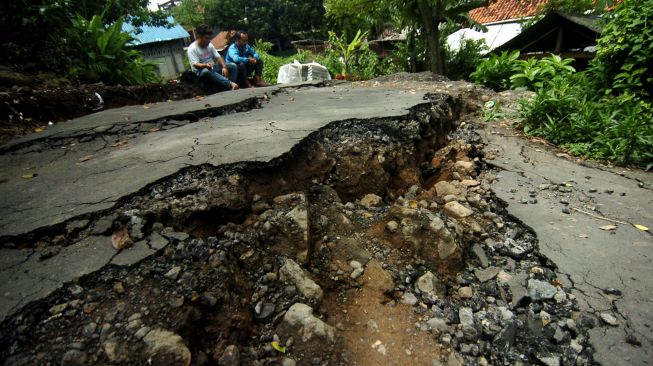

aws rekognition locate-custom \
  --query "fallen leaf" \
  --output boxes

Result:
[634,224,649,231]
[34,127,44,132]
[551,279,564,287]
[270,341,286,353]
[111,226,133,250]
[143,105,150,109]
[111,140,128,148]
[408,200,418,209]
[148,127,160,133]
[204,103,211,108]
[194,95,204,101]
[78,155,94,163]
[21,173,37,179]
[600,224,617,231]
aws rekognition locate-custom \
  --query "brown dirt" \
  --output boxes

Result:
[323,260,445,366]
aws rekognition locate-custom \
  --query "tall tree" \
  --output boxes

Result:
[326,0,490,74]
[172,0,325,46]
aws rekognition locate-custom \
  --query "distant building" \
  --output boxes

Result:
[447,0,548,51]
[211,30,237,54]
[494,12,602,68]
[156,0,182,11]
[122,16,190,79]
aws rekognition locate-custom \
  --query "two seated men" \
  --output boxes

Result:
[187,25,267,91]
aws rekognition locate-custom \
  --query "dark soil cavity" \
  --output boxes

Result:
[0,93,597,366]
[0,82,210,143]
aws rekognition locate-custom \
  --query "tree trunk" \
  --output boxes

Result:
[416,0,444,75]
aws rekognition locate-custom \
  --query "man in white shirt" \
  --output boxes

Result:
[187,24,238,91]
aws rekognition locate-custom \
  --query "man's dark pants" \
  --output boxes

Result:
[235,60,264,85]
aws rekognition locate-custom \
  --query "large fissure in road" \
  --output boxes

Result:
[0,92,597,365]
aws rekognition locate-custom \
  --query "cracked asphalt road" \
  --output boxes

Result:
[0,83,427,238]
[0,81,431,321]
[482,121,653,365]
[1,78,652,365]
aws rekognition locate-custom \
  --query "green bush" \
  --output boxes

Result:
[592,0,653,99]
[470,50,520,90]
[510,55,575,90]
[68,14,160,85]
[520,73,653,168]
[517,1,653,168]
[444,37,488,81]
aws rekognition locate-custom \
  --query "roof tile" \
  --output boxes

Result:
[470,0,549,24]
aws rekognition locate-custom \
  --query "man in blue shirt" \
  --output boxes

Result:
[226,31,267,88]
[188,25,238,91]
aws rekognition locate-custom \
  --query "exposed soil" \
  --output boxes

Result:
[0,76,600,366]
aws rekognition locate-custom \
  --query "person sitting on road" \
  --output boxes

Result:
[226,31,268,88]
[187,24,238,91]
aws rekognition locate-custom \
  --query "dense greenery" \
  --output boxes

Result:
[255,30,392,84]
[0,0,167,74]
[473,1,652,168]
[325,0,490,74]
[173,0,325,47]
[470,50,521,90]
[67,15,160,85]
[443,37,488,81]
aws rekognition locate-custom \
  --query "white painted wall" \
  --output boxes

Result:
[447,20,524,52]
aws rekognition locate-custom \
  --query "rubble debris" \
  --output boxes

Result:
[0,85,600,366]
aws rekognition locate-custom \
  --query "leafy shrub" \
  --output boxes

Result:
[520,74,653,168]
[68,14,159,85]
[592,0,653,99]
[444,37,488,81]
[510,55,575,90]
[470,50,520,90]
[517,1,653,168]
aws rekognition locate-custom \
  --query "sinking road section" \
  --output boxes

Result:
[0,84,427,238]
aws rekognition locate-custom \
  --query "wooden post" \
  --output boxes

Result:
[555,27,564,54]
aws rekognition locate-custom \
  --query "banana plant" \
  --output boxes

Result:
[327,29,370,76]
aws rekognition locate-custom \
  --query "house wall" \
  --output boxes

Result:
[136,39,186,80]
[447,20,523,52]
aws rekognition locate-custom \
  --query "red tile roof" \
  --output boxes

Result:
[470,0,550,24]
[211,30,236,51]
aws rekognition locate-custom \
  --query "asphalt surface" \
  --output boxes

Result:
[0,83,428,237]
[1,80,651,366]
[482,123,653,365]
[0,82,430,321]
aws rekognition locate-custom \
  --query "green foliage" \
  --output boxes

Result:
[481,102,505,122]
[443,36,488,81]
[470,50,520,90]
[68,14,160,85]
[0,0,166,78]
[326,30,370,75]
[521,77,653,167]
[510,54,575,90]
[516,1,653,168]
[472,52,576,91]
[171,0,205,28]
[592,0,653,99]
[175,0,325,47]
[324,0,399,37]
[325,0,491,74]
[324,30,388,80]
